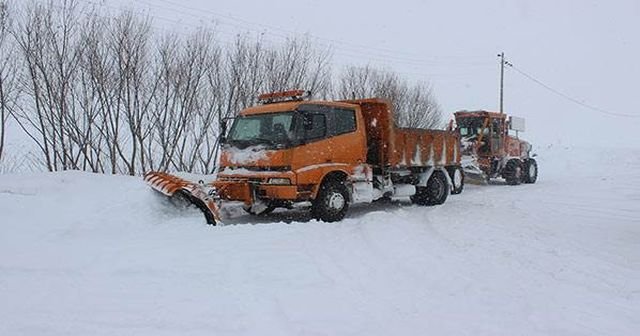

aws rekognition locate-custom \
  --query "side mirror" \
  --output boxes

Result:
[221,119,228,134]
[220,119,228,144]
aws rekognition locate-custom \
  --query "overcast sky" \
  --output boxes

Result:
[78,0,640,147]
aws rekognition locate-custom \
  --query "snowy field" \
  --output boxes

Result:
[1,146,639,335]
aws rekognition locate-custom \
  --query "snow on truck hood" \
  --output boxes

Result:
[223,145,270,166]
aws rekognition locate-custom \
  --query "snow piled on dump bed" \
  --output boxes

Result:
[1,145,639,335]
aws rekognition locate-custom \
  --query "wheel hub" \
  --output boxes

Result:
[529,164,536,178]
[429,178,445,199]
[328,192,345,210]
[453,169,463,188]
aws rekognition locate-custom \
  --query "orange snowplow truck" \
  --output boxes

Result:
[453,110,538,185]
[145,90,463,225]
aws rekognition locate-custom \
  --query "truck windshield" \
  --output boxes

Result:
[227,112,297,148]
[457,118,488,137]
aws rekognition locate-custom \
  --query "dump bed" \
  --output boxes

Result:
[343,98,460,168]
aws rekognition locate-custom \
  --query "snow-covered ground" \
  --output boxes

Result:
[1,146,638,335]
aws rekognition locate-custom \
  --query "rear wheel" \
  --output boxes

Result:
[447,166,464,195]
[312,179,350,222]
[522,158,538,184]
[503,159,523,185]
[411,170,449,205]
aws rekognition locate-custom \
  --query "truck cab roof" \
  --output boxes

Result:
[454,110,506,119]
[241,100,362,116]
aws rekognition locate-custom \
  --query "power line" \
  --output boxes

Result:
[506,62,640,119]
[80,0,495,72]
[131,0,490,68]
[71,0,492,74]
[32,0,497,88]
[152,0,476,62]
[70,0,261,48]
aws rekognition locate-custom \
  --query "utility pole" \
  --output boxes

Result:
[498,52,505,114]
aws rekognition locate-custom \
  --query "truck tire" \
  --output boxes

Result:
[411,170,449,206]
[503,159,522,185]
[312,179,350,222]
[447,166,464,195]
[522,158,538,184]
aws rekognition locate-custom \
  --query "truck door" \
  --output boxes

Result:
[289,108,334,171]
[325,107,364,165]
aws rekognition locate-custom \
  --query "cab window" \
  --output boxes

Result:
[491,119,503,137]
[331,108,356,136]
[304,113,326,140]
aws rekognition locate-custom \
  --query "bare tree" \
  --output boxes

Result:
[304,44,332,99]
[148,29,219,172]
[11,0,85,171]
[82,12,122,174]
[337,65,443,129]
[262,37,332,98]
[176,29,223,172]
[0,0,19,163]
[400,83,442,129]
[73,11,111,173]
[5,1,444,176]
[222,35,267,118]
[108,11,156,175]
[221,35,332,119]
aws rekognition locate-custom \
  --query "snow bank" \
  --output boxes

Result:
[0,146,638,335]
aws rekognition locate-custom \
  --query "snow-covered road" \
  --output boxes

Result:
[1,146,638,335]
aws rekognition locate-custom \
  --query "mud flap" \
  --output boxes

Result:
[144,172,221,225]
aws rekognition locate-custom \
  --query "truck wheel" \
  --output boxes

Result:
[503,159,522,185]
[411,170,449,206]
[312,179,350,222]
[447,166,464,195]
[522,158,538,184]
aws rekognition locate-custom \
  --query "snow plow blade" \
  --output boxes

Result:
[461,156,488,185]
[144,172,221,225]
[463,169,488,185]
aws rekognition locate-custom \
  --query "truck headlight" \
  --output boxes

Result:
[267,178,291,185]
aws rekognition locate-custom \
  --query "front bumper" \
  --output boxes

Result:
[214,170,298,204]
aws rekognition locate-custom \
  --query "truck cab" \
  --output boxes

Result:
[216,91,369,218]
